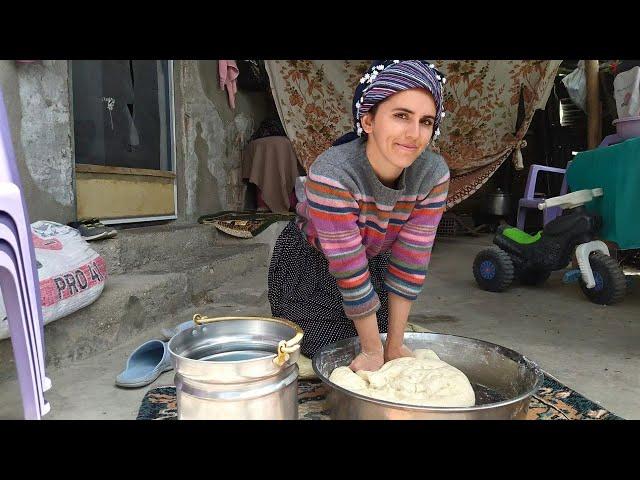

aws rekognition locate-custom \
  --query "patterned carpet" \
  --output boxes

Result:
[137,373,622,420]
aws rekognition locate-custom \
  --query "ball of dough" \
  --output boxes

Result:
[329,349,475,408]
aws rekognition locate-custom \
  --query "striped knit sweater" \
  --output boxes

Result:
[296,138,450,320]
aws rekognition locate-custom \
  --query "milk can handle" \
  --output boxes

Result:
[274,332,303,367]
[192,314,303,367]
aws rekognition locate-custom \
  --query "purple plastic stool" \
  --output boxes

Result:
[0,211,47,361]
[0,244,41,419]
[0,214,45,345]
[0,218,45,358]
[0,241,50,419]
[0,191,45,350]
[0,214,48,389]
[0,89,50,419]
[517,164,568,231]
[0,92,44,344]
[0,90,44,342]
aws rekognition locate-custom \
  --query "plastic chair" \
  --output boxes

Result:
[516,164,568,231]
[0,215,46,370]
[0,92,45,344]
[0,242,50,418]
[0,213,45,351]
[0,89,50,419]
[599,134,624,148]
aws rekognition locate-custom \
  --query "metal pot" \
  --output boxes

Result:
[168,315,303,420]
[482,188,512,217]
[312,332,543,420]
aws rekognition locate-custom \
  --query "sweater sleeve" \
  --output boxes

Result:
[305,172,381,320]
[384,172,450,300]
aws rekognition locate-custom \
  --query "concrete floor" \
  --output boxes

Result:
[1,234,638,419]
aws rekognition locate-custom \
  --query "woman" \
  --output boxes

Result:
[268,60,450,372]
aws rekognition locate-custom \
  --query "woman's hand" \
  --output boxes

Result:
[349,349,384,372]
[350,312,384,371]
[384,343,414,363]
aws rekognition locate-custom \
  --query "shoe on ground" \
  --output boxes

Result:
[68,218,117,241]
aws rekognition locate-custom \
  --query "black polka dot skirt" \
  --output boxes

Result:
[268,220,390,359]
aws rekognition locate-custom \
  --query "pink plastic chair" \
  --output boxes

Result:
[516,164,568,231]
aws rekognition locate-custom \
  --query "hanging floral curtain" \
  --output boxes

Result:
[264,60,561,208]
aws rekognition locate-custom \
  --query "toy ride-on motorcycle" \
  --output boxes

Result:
[472,188,627,305]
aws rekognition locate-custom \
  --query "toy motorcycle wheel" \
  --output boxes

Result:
[473,246,514,292]
[517,268,552,286]
[579,252,627,305]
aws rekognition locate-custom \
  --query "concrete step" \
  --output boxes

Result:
[0,243,270,380]
[206,266,269,307]
[92,223,218,275]
[93,221,288,275]
[0,271,179,381]
[177,244,270,306]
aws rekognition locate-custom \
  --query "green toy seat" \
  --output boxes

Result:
[502,227,542,245]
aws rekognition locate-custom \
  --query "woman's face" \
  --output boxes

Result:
[361,88,437,171]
